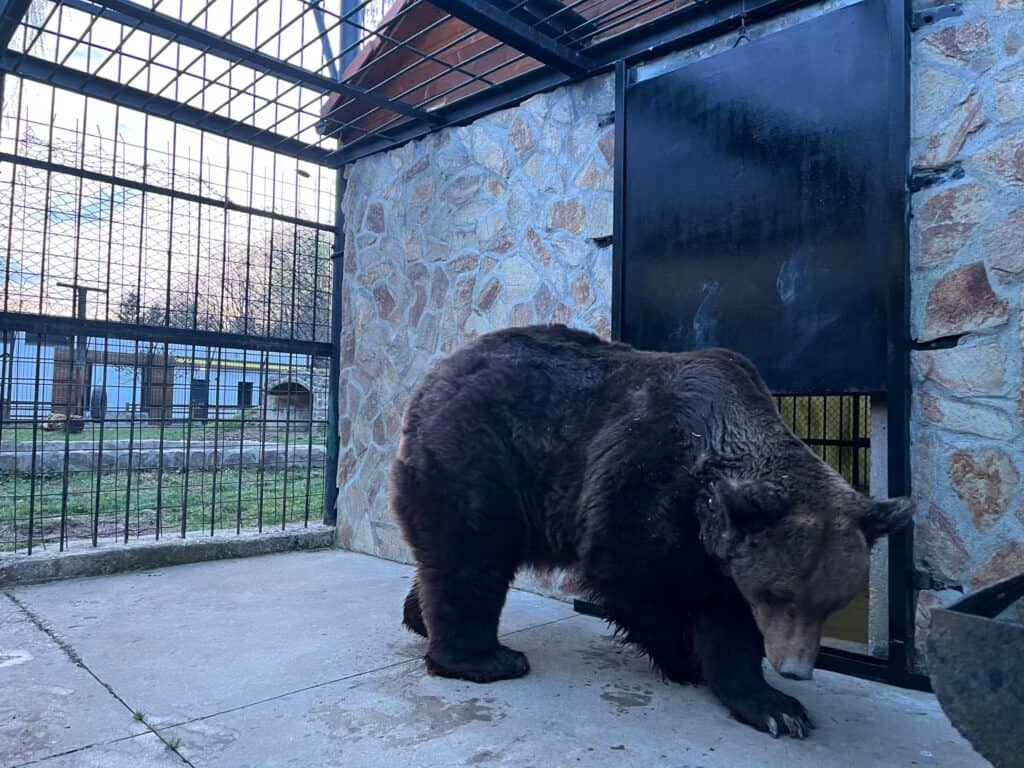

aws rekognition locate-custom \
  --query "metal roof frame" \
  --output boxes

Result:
[0,0,810,166]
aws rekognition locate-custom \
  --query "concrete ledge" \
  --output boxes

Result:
[0,525,335,587]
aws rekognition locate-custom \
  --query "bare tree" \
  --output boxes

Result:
[219,226,329,342]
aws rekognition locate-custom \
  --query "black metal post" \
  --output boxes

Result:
[55,282,107,417]
[323,167,345,527]
[885,0,915,685]
[341,0,362,71]
[0,0,34,50]
[611,59,626,342]
[310,0,341,82]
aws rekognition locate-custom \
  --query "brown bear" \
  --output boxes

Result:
[390,324,912,738]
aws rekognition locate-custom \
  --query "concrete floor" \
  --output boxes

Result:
[0,550,986,768]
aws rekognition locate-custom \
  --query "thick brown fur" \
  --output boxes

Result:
[390,325,911,737]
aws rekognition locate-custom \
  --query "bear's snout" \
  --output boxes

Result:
[775,656,815,681]
[754,605,822,683]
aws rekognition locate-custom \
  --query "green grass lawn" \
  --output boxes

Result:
[0,466,326,553]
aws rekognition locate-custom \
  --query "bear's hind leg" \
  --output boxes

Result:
[693,599,815,739]
[420,561,529,683]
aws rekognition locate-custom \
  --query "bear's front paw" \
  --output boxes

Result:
[727,687,815,739]
[425,644,530,683]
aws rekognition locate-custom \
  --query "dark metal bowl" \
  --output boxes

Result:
[927,571,1024,768]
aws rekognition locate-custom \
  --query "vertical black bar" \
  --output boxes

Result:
[256,348,268,532]
[838,395,845,481]
[210,344,225,536]
[92,97,122,546]
[852,395,861,491]
[156,124,180,542]
[322,167,344,527]
[1,73,17,314]
[181,341,196,539]
[28,85,59,554]
[280,351,293,530]
[212,132,232,536]
[805,396,812,450]
[154,341,170,538]
[340,0,362,70]
[92,338,110,545]
[26,335,42,554]
[822,394,829,473]
[885,0,913,682]
[263,145,280,532]
[236,144,257,534]
[124,338,140,543]
[304,353,315,527]
[236,348,249,535]
[0,330,7,546]
[611,59,626,342]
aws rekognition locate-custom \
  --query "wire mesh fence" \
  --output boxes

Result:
[0,331,329,553]
[1,62,336,555]
[0,108,335,338]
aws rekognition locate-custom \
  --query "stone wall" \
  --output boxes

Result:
[335,75,615,596]
[910,0,1024,659]
[333,1,862,601]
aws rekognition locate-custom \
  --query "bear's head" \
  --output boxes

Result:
[696,473,913,681]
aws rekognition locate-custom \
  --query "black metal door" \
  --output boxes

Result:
[615,0,904,396]
[613,0,918,687]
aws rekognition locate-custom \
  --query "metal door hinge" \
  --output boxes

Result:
[911,4,962,30]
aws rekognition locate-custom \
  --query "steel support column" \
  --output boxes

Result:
[0,0,33,50]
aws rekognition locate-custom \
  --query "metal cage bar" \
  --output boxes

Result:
[81,0,443,124]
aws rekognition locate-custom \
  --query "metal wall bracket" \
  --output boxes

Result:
[909,162,965,192]
[914,569,965,594]
[911,3,962,30]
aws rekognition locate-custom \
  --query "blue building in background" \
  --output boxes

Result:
[0,331,324,424]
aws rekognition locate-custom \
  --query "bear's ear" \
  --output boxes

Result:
[698,478,789,559]
[714,477,789,533]
[859,497,914,544]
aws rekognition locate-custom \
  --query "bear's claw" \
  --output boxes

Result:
[781,712,813,739]
[728,687,814,739]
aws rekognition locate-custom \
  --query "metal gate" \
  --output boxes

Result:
[612,0,919,686]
